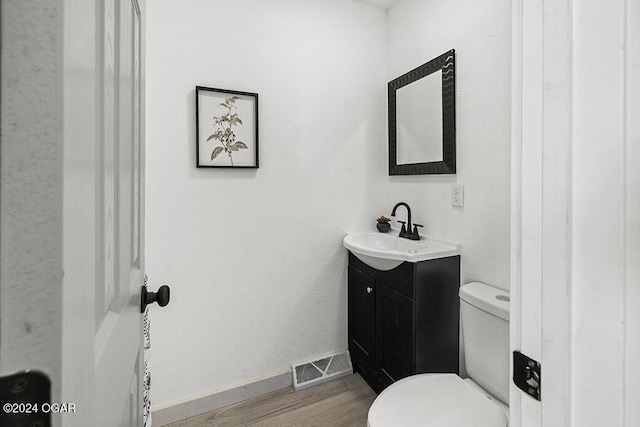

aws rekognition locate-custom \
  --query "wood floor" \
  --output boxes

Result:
[165,373,376,427]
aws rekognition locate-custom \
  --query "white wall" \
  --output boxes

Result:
[625,3,640,425]
[147,0,512,411]
[1,0,64,407]
[145,0,387,409]
[387,0,512,291]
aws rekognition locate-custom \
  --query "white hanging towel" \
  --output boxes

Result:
[143,275,152,427]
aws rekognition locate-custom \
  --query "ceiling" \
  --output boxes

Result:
[352,0,400,11]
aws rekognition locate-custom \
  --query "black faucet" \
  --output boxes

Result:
[391,202,423,240]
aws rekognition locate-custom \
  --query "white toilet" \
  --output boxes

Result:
[367,282,510,427]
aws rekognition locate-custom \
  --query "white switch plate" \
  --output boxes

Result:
[452,184,464,207]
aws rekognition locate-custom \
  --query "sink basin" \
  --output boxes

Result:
[343,231,460,271]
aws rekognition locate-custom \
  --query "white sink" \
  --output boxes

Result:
[343,231,460,271]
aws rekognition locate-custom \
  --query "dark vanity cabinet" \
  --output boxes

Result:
[347,252,460,393]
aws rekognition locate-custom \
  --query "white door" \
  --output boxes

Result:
[1,1,147,426]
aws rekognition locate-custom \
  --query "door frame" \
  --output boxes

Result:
[509,0,572,425]
[510,0,640,426]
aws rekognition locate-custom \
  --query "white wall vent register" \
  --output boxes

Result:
[292,351,353,391]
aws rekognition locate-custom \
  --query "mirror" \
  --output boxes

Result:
[388,49,456,175]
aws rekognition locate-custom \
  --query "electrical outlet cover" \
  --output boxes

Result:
[452,184,463,207]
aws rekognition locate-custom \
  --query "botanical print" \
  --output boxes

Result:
[196,86,258,168]
[207,96,248,166]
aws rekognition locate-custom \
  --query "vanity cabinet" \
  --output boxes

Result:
[347,252,460,393]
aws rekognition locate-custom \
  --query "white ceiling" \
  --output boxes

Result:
[352,0,400,11]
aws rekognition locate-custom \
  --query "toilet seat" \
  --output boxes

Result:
[367,374,508,427]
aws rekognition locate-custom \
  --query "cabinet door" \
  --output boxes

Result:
[376,281,415,387]
[348,267,376,380]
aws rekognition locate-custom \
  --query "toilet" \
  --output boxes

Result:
[367,282,510,427]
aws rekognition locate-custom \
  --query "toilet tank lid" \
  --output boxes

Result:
[460,282,510,321]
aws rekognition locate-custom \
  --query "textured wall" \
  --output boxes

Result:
[145,0,387,408]
[0,0,64,404]
[146,0,511,409]
[386,0,512,291]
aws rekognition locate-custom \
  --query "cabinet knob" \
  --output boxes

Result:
[366,287,373,294]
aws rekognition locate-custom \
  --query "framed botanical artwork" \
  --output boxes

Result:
[196,86,259,168]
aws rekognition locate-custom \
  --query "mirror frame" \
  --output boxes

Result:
[388,49,456,175]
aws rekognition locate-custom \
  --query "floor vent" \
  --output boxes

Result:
[292,350,353,391]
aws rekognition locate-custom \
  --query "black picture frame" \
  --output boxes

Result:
[388,49,456,175]
[196,86,259,168]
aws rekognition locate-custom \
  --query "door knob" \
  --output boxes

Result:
[141,284,170,313]
[366,287,373,294]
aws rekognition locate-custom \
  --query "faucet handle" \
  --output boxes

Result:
[412,223,423,240]
[397,220,407,234]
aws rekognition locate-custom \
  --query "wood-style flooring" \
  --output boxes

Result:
[165,373,376,427]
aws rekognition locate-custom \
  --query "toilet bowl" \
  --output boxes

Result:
[367,282,510,427]
[368,374,507,427]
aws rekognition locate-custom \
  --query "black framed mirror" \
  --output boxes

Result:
[388,49,456,175]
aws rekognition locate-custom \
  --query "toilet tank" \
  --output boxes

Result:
[460,282,510,405]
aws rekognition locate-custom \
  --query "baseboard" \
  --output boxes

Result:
[152,370,293,426]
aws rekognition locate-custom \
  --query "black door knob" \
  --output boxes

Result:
[141,284,170,313]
